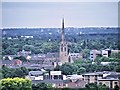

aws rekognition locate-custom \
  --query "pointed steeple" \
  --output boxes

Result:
[59,18,69,64]
[61,18,65,42]
[62,18,64,30]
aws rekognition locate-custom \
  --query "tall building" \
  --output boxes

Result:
[59,18,69,64]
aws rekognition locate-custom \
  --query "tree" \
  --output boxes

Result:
[115,65,120,72]
[114,84,119,90]
[110,52,120,59]
[14,68,25,78]
[83,49,90,59]
[85,83,109,90]
[85,83,98,90]
[14,56,27,62]
[0,68,2,79]
[20,67,29,76]
[101,65,111,71]
[22,45,35,51]
[2,66,29,78]
[98,83,109,90]
[0,77,32,90]
[41,42,59,54]
[32,83,53,90]
[99,57,110,62]
[2,66,15,78]
[59,63,75,75]
[77,67,86,75]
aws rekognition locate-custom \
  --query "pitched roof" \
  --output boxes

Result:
[32,79,64,84]
[46,53,59,58]
[29,71,44,76]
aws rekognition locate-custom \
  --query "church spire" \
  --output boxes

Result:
[59,18,69,64]
[62,18,64,30]
[61,18,65,42]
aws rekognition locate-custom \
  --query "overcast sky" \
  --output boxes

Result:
[1,1,118,28]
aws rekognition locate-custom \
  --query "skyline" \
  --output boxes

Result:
[2,0,120,2]
[2,2,118,28]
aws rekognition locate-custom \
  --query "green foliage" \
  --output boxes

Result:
[0,77,32,90]
[115,65,120,72]
[98,84,108,90]
[114,84,119,90]
[96,56,120,62]
[94,52,120,72]
[32,83,53,90]
[14,56,27,62]
[68,43,82,53]
[55,55,120,75]
[77,67,86,75]
[85,83,97,90]
[82,49,90,59]
[2,38,59,55]
[2,35,118,56]
[59,63,75,75]
[23,45,35,51]
[2,66,15,78]
[2,66,29,78]
[110,52,120,59]
[41,42,59,54]
[0,68,2,79]
[85,83,109,90]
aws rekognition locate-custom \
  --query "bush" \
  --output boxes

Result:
[0,77,32,90]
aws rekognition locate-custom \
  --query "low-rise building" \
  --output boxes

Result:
[98,78,119,89]
[2,59,22,67]
[27,71,44,80]
[111,50,120,53]
[101,50,109,57]
[98,73,120,89]
[28,70,86,88]
[90,49,120,61]
[50,71,62,80]
[82,72,103,84]
[69,53,82,63]
[32,79,86,88]
[82,71,120,89]
[17,50,31,56]
[89,50,101,61]
[67,74,83,81]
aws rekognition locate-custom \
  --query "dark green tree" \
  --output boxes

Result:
[77,67,86,75]
[59,63,75,75]
[14,56,27,62]
[32,83,53,90]
[114,84,119,90]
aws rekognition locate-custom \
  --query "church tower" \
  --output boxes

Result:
[59,18,69,64]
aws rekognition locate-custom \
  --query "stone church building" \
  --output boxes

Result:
[59,18,82,64]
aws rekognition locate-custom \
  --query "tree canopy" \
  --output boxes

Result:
[2,66,29,78]
[0,77,32,90]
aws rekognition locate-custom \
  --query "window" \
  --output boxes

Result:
[54,75,58,79]
[61,47,63,52]
[65,47,66,51]
[63,83,66,86]
[99,82,102,85]
[114,82,118,85]
[103,54,107,55]
[68,56,71,62]
[59,84,61,86]
[65,53,67,56]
